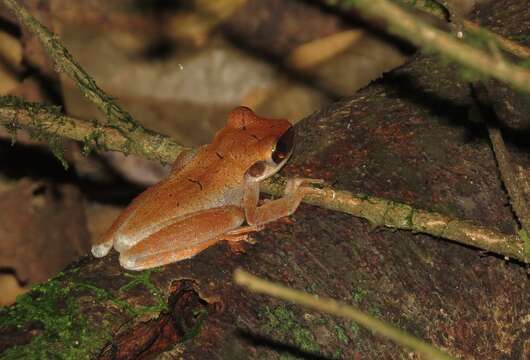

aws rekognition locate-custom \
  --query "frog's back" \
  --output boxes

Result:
[117,149,246,238]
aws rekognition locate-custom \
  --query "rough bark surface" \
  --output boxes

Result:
[1,0,529,359]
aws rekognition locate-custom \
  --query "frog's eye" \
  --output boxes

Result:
[272,127,294,164]
[247,161,266,178]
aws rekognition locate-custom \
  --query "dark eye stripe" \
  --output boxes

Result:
[272,127,294,164]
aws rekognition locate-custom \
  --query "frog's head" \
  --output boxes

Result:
[214,106,295,182]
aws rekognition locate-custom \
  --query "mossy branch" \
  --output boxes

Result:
[325,0,530,92]
[1,98,528,263]
[0,97,186,164]
[261,177,528,263]
[1,0,151,138]
[398,0,530,58]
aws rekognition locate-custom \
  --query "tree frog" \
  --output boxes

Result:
[92,107,321,270]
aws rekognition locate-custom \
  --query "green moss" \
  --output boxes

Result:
[517,229,530,261]
[181,307,208,342]
[0,95,69,169]
[464,28,493,51]
[120,269,168,315]
[82,126,105,156]
[72,282,136,316]
[0,267,171,359]
[0,276,112,360]
[292,328,319,353]
[49,135,68,170]
[369,306,382,319]
[405,208,415,228]
[511,34,530,41]
[458,66,488,83]
[261,305,320,356]
[335,325,349,344]
[350,322,360,336]
[75,270,169,317]
[333,348,343,359]
[262,305,295,333]
[398,0,447,18]
[351,288,368,304]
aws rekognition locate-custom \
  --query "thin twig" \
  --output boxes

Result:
[328,0,530,92]
[261,179,527,263]
[470,84,530,240]
[470,83,530,245]
[463,20,530,59]
[234,269,455,360]
[487,127,530,231]
[397,0,530,58]
[0,101,527,263]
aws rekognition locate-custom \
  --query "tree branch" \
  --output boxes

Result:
[1,0,160,141]
[399,0,530,58]
[326,0,530,92]
[470,83,530,248]
[487,125,530,230]
[0,98,186,164]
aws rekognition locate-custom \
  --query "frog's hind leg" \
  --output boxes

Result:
[119,206,245,270]
[121,226,262,270]
[92,186,160,258]
[120,238,222,271]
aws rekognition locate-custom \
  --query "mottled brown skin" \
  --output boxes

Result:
[92,107,321,270]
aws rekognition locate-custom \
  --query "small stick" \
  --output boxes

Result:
[234,269,455,360]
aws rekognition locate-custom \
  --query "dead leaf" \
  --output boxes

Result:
[0,179,90,284]
[287,30,364,70]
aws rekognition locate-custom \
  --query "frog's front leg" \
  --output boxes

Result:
[118,206,245,270]
[243,177,324,226]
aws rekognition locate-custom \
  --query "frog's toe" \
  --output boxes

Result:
[119,253,139,270]
[92,241,113,258]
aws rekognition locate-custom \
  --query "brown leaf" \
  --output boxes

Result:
[0,179,90,284]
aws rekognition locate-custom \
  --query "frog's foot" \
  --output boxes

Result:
[223,224,263,243]
[284,178,325,196]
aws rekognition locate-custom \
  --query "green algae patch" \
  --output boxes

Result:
[0,277,112,360]
[119,268,169,315]
[261,305,320,356]
[335,325,349,344]
[0,267,172,360]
